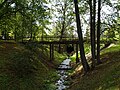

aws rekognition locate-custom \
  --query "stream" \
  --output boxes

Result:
[56,58,71,90]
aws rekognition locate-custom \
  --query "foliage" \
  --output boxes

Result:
[49,0,75,39]
[0,0,50,41]
[0,0,119,88]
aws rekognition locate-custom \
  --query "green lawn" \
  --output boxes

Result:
[0,41,60,90]
[69,44,120,90]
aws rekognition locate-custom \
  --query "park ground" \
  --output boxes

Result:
[0,41,120,90]
[69,44,120,90]
[0,41,66,90]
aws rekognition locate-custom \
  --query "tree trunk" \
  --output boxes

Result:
[97,0,102,64]
[74,0,90,73]
[89,0,96,68]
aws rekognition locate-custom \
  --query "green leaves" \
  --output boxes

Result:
[0,0,50,41]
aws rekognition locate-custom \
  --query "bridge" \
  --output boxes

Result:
[1,36,83,63]
[22,37,82,63]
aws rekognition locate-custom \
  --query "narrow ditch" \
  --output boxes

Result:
[56,58,71,90]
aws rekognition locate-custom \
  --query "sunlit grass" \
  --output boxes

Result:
[70,43,91,62]
[101,44,120,54]
[69,44,120,90]
[54,51,67,63]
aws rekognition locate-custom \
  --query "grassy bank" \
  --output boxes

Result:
[69,44,120,90]
[0,41,64,90]
[70,43,91,62]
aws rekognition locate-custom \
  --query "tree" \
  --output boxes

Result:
[88,0,96,68]
[58,0,67,53]
[74,0,90,73]
[49,0,75,53]
[0,0,49,41]
[97,0,102,64]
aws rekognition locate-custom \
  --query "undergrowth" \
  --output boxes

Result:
[0,41,63,90]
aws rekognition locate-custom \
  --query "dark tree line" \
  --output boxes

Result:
[74,0,102,73]
[74,0,90,73]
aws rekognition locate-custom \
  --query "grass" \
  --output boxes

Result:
[70,43,91,62]
[0,41,62,90]
[68,44,120,90]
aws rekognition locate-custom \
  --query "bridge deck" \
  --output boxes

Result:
[39,40,79,44]
[22,39,84,44]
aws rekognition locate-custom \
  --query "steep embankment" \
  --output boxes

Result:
[69,45,120,90]
[0,41,58,90]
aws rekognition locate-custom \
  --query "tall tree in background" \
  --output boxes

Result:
[50,0,75,53]
[89,0,96,68]
[92,0,96,67]
[58,0,67,53]
[97,0,102,64]
[74,0,90,73]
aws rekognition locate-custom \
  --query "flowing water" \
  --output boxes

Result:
[56,58,71,90]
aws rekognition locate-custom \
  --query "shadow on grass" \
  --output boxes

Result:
[69,45,120,90]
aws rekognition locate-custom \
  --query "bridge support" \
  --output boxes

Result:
[76,44,79,63]
[50,44,54,61]
[52,44,54,61]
